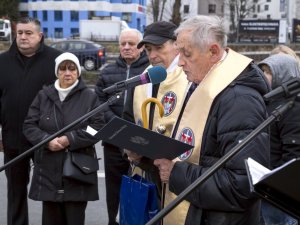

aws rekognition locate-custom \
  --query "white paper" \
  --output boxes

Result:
[246,157,271,185]
[86,125,98,136]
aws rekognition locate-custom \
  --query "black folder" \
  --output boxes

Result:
[96,117,194,160]
[245,158,300,219]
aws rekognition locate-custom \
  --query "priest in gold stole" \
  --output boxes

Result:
[123,21,189,204]
[153,16,271,225]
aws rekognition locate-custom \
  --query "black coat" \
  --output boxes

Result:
[169,63,270,225]
[95,51,149,123]
[0,38,61,155]
[267,97,300,169]
[23,79,103,202]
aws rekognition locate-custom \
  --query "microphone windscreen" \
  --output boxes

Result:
[147,66,167,84]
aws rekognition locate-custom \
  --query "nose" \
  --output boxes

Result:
[123,42,131,49]
[148,50,157,61]
[20,33,27,39]
[178,54,185,67]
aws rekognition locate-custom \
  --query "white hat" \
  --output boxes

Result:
[55,52,81,77]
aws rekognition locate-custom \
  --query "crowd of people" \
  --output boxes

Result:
[0,15,299,225]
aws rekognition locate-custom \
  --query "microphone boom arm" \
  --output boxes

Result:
[0,92,123,172]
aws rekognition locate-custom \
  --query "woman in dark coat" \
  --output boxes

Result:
[23,52,103,225]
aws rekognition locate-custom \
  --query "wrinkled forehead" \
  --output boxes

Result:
[176,33,193,51]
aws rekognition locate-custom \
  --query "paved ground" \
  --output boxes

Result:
[0,141,109,225]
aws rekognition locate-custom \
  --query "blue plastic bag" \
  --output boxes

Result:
[120,174,159,225]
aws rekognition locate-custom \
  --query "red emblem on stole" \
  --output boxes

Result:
[178,127,194,160]
[161,91,177,116]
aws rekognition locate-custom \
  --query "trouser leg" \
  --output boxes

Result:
[103,144,130,225]
[43,201,87,225]
[4,153,31,225]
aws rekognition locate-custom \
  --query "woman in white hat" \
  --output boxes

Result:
[23,52,103,225]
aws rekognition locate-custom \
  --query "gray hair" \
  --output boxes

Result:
[119,28,143,43]
[175,15,227,51]
[17,17,41,32]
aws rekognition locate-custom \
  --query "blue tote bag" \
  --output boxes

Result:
[120,174,160,225]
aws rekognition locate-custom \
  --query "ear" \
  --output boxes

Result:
[38,32,43,42]
[209,44,221,63]
[138,45,145,52]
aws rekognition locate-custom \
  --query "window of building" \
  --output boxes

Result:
[267,0,271,2]
[123,0,132,3]
[43,28,48,38]
[32,11,37,18]
[257,5,260,12]
[184,5,189,14]
[54,11,63,21]
[253,14,257,18]
[71,28,79,37]
[267,14,271,19]
[88,11,95,19]
[54,28,63,38]
[264,5,269,11]
[70,11,79,21]
[122,13,132,22]
[43,11,48,21]
[208,4,216,13]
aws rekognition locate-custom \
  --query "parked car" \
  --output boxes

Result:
[50,39,106,71]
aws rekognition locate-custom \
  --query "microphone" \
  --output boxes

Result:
[264,78,300,101]
[103,66,167,94]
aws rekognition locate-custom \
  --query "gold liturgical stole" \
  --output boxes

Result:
[133,66,189,137]
[163,49,253,225]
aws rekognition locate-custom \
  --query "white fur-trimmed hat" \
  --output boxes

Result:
[55,52,81,77]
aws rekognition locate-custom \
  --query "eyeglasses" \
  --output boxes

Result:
[58,64,77,71]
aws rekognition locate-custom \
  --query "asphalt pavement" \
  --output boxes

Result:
[0,141,109,225]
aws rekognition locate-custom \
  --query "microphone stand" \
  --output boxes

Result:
[0,92,123,172]
[146,100,294,225]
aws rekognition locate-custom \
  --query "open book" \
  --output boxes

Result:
[245,157,300,219]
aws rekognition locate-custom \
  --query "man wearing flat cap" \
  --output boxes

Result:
[123,21,189,224]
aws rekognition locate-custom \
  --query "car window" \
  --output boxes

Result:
[52,42,68,51]
[70,42,87,50]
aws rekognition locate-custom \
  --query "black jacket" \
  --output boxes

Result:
[0,38,61,155]
[95,51,149,123]
[169,63,270,225]
[23,79,103,202]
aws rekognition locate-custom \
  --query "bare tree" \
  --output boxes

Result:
[224,0,257,41]
[0,0,19,21]
[159,0,167,21]
[170,0,182,25]
[151,0,160,22]
[148,0,183,24]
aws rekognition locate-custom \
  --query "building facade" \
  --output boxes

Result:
[19,0,147,39]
